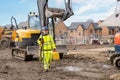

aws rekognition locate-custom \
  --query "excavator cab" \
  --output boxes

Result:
[28,12,41,30]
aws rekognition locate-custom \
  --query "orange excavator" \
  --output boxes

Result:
[0,16,18,48]
[0,27,4,39]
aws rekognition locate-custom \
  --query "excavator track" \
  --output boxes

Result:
[12,48,33,61]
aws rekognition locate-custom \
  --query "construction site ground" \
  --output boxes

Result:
[0,45,120,80]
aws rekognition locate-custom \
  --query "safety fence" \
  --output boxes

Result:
[55,35,114,45]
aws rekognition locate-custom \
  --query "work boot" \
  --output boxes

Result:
[48,65,51,69]
[44,69,49,72]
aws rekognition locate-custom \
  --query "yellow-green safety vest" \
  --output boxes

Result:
[37,34,56,50]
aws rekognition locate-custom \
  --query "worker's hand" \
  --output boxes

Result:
[53,48,56,52]
[39,38,44,44]
[40,39,44,44]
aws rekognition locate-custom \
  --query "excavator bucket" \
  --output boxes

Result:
[62,0,74,21]
[45,0,74,21]
[45,7,65,18]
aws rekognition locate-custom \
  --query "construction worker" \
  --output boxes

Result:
[37,26,56,71]
[114,32,120,53]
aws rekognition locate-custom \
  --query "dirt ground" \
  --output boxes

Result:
[0,45,120,80]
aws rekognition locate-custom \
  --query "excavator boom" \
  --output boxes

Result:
[37,0,74,57]
[11,16,18,29]
[37,0,74,28]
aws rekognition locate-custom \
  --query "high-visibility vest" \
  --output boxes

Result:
[114,32,120,45]
[37,34,56,50]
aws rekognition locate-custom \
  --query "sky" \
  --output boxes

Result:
[0,0,118,26]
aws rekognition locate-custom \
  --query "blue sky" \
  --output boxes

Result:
[0,0,117,26]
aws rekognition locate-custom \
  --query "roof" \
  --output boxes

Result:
[93,23,102,30]
[68,22,91,30]
[93,23,98,27]
[106,26,119,30]
[69,22,102,30]
[98,20,104,22]
[99,12,120,26]
[18,21,28,28]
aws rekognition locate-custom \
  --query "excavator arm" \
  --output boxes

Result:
[37,0,48,27]
[37,0,74,55]
[62,0,74,21]
[37,0,74,27]
[11,16,18,29]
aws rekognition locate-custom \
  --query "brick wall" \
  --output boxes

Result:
[68,25,83,38]
[85,23,95,37]
[55,21,68,37]
[102,26,109,36]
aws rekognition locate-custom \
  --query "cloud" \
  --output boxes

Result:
[19,0,27,3]
[72,0,84,3]
[64,2,116,26]
[79,0,116,19]
[55,0,84,8]
[77,4,97,14]
[55,0,64,8]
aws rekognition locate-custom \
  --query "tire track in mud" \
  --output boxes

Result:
[0,46,119,80]
[54,54,118,80]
